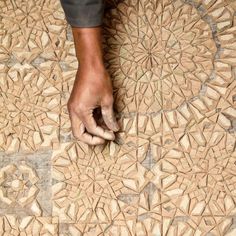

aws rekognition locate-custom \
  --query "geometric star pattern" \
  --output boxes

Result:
[0,215,58,235]
[0,0,236,235]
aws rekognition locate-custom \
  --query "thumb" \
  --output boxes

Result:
[101,104,120,132]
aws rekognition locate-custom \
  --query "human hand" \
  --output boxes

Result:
[67,26,120,145]
[67,65,119,145]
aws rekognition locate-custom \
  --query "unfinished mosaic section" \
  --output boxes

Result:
[0,0,236,235]
[0,150,52,217]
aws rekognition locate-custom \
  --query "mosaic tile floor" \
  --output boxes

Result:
[0,0,236,235]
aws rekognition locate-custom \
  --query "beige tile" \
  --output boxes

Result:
[0,150,52,216]
[52,140,145,224]
[0,64,61,153]
[0,215,58,235]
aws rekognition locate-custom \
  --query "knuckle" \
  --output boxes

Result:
[72,130,81,140]
[102,95,114,107]
[72,132,79,139]
[85,125,94,134]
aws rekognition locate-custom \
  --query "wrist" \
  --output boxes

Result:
[79,59,105,72]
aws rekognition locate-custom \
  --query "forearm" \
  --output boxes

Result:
[59,0,119,145]
[72,27,105,69]
[59,0,105,68]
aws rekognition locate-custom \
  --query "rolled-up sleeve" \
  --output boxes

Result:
[60,0,105,27]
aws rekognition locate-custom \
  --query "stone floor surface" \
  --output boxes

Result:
[0,0,236,235]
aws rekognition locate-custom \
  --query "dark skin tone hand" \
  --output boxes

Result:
[67,27,120,145]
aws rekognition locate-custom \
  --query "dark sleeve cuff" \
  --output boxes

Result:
[60,0,105,27]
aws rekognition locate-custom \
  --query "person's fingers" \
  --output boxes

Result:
[80,109,116,141]
[78,122,106,145]
[101,104,120,132]
[70,112,105,145]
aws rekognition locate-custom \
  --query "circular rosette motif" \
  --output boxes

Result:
[0,164,39,207]
[52,141,150,223]
[103,0,217,112]
[0,64,61,153]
